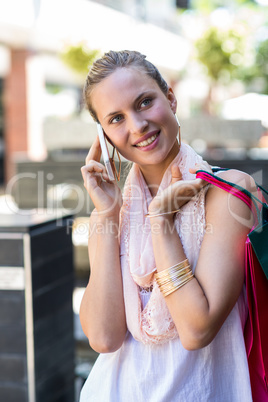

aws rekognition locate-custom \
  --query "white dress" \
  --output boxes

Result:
[80,287,252,402]
[80,146,253,401]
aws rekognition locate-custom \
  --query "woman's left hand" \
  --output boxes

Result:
[148,161,212,216]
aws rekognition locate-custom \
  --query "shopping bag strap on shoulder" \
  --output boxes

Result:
[196,169,268,225]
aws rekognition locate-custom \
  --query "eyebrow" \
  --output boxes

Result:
[104,90,154,121]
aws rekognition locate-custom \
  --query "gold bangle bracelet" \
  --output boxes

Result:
[145,208,181,218]
[158,270,193,291]
[155,258,194,297]
[156,267,191,286]
[155,265,190,280]
[160,274,194,297]
[155,267,191,283]
[162,278,194,297]
[155,259,190,280]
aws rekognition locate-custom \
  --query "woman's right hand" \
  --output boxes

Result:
[81,136,122,217]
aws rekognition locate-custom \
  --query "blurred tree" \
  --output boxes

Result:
[61,43,100,76]
[191,0,257,13]
[235,38,268,94]
[256,39,268,94]
[196,26,245,81]
[195,26,246,113]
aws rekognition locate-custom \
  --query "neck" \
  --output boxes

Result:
[139,142,181,197]
[139,166,164,197]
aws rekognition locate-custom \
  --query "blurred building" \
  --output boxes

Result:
[0,0,266,190]
[0,0,189,185]
[89,0,183,32]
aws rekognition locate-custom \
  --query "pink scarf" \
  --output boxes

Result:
[119,143,206,344]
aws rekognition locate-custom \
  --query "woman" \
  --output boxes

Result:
[79,50,255,401]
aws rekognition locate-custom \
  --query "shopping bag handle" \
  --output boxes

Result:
[196,169,264,224]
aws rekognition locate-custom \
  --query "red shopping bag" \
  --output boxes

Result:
[196,169,268,401]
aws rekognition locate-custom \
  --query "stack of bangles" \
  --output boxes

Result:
[155,259,194,297]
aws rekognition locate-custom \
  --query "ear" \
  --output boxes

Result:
[167,87,177,114]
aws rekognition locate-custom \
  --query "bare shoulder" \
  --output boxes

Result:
[216,169,257,193]
[205,169,256,230]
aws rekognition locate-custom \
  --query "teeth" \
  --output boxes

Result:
[136,133,158,147]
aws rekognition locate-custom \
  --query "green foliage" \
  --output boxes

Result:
[191,0,257,13]
[236,39,268,94]
[61,43,100,76]
[195,26,245,82]
[191,0,224,13]
[256,39,268,89]
[46,83,64,94]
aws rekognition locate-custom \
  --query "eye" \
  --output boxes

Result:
[140,98,152,108]
[110,115,123,124]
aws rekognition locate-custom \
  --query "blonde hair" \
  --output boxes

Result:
[83,50,168,122]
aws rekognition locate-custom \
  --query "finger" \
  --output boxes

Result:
[189,162,200,174]
[171,164,182,184]
[189,166,197,174]
[85,136,102,165]
[81,160,110,182]
[189,162,212,175]
[81,169,110,197]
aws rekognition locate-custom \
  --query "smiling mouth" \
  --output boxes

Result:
[135,131,160,147]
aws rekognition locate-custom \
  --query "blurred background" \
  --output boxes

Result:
[0,0,268,401]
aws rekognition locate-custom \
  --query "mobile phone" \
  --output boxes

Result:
[96,123,115,181]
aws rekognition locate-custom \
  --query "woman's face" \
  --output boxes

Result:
[90,67,180,171]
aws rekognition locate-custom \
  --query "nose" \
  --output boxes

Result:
[128,113,148,135]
